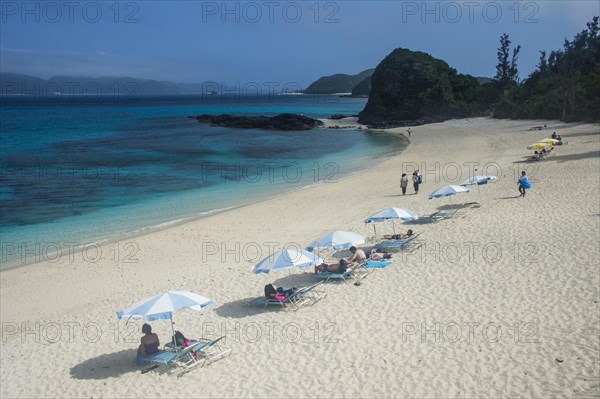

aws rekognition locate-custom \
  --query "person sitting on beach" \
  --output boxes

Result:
[370,249,391,261]
[531,151,542,160]
[383,229,413,240]
[135,323,160,365]
[552,132,557,139]
[557,134,562,143]
[347,246,367,267]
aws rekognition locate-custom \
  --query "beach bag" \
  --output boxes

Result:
[417,174,422,184]
[172,330,187,346]
[264,284,277,298]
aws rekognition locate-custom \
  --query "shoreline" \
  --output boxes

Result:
[2,117,598,398]
[0,121,406,271]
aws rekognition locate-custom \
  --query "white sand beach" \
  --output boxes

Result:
[1,117,598,398]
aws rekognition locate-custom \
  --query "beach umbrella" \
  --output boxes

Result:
[527,142,551,151]
[117,290,213,336]
[538,138,559,145]
[253,248,323,274]
[305,231,366,252]
[460,176,497,204]
[428,185,470,208]
[459,175,497,186]
[364,207,418,236]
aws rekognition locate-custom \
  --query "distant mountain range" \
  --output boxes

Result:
[304,69,375,95]
[0,73,225,96]
[1,71,493,101]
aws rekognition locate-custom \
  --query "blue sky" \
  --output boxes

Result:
[1,1,598,87]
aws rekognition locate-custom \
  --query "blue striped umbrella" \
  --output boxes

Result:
[364,208,418,236]
[253,248,323,274]
[428,185,470,207]
[460,176,497,186]
[306,231,366,252]
[117,291,213,335]
[460,175,497,204]
[428,185,470,199]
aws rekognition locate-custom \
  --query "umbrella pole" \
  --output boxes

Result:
[170,315,175,346]
[373,224,377,239]
[392,220,396,236]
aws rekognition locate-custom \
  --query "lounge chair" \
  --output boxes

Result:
[315,262,372,283]
[194,336,232,365]
[314,268,355,283]
[252,283,326,310]
[434,208,460,219]
[406,212,441,224]
[139,340,205,375]
[163,336,232,370]
[374,233,421,250]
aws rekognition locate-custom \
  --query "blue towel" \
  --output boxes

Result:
[364,260,392,268]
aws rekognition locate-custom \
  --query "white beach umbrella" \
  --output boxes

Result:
[461,165,498,201]
[428,185,470,208]
[459,175,497,186]
[460,175,497,204]
[305,231,366,252]
[428,185,470,199]
[364,207,418,236]
[116,290,213,336]
[252,248,323,274]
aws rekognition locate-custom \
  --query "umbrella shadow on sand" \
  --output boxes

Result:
[435,202,477,211]
[213,297,275,318]
[70,349,139,380]
[270,272,320,289]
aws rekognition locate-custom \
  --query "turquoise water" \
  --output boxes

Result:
[0,95,406,266]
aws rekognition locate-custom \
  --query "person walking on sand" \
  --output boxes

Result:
[400,173,408,195]
[518,171,531,197]
[406,127,412,137]
[412,170,422,194]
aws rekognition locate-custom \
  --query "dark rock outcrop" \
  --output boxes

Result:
[191,113,324,131]
[329,114,357,120]
[358,48,483,127]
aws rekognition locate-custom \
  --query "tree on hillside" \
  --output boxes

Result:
[547,17,599,120]
[495,33,521,93]
[537,51,548,72]
[508,17,599,121]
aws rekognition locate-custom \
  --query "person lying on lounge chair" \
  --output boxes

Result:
[383,229,413,240]
[315,259,350,273]
[370,249,391,260]
[264,284,295,300]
